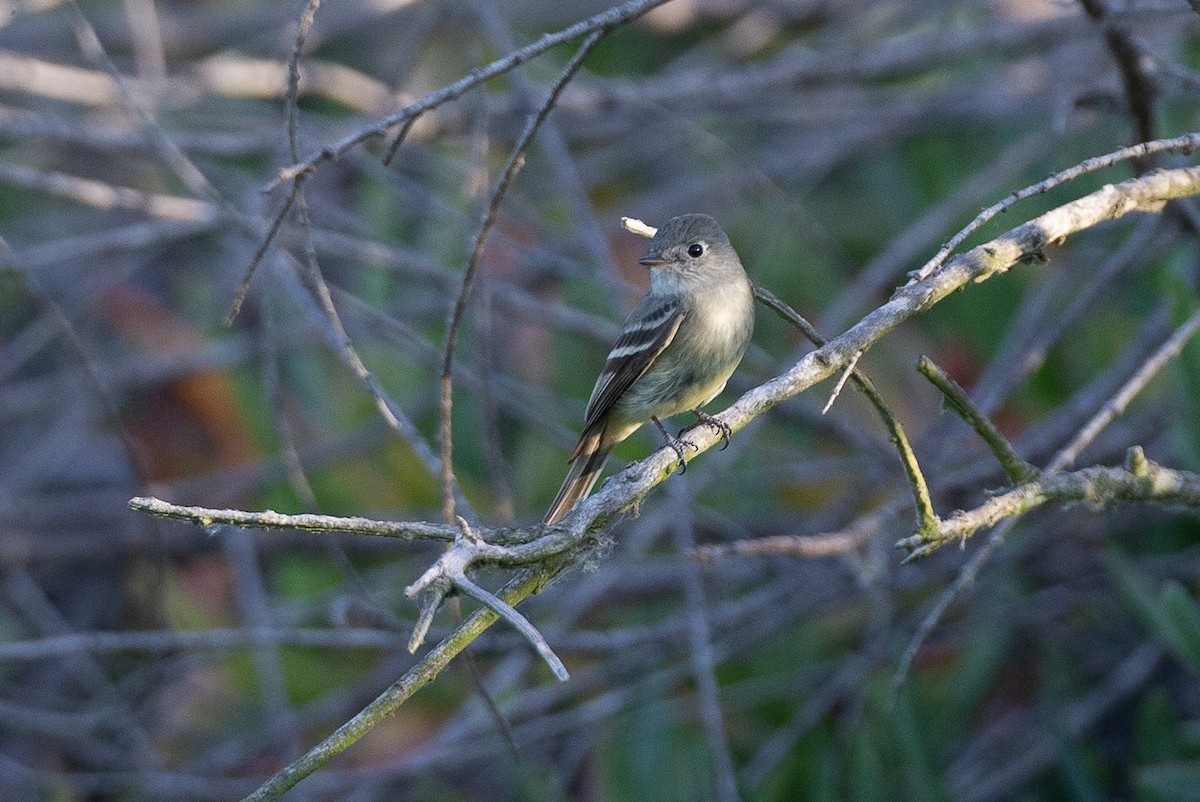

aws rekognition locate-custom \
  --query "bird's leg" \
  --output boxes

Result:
[683,408,732,450]
[652,416,696,474]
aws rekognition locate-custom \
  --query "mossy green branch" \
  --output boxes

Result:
[917,356,1040,484]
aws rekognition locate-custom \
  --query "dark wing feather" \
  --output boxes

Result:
[580,297,685,436]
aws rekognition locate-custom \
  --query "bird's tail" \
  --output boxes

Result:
[544,430,611,525]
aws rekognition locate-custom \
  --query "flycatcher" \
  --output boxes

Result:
[544,214,755,525]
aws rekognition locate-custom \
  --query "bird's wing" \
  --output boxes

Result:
[577,296,685,443]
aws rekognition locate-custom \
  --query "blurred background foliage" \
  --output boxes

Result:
[2,0,1200,799]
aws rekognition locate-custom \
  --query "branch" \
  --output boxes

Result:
[917,355,1040,484]
[893,303,1200,689]
[240,560,567,802]
[403,517,569,681]
[127,496,525,543]
[267,0,672,187]
[897,447,1200,560]
[754,286,936,532]
[438,28,607,521]
[906,132,1200,283]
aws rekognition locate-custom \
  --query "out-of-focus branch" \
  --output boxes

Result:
[893,303,1200,688]
[268,0,673,187]
[439,28,607,522]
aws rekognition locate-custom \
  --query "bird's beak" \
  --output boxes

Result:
[637,255,670,268]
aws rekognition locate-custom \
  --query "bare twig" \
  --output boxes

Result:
[820,349,862,414]
[1080,0,1158,157]
[893,305,1200,688]
[128,496,465,542]
[0,163,215,222]
[285,0,322,163]
[822,131,1055,331]
[669,483,740,802]
[226,183,300,324]
[897,449,1200,559]
[951,644,1163,801]
[0,627,408,662]
[905,132,1200,283]
[439,28,607,522]
[917,356,1040,484]
[241,561,567,802]
[268,0,672,188]
[1048,306,1200,471]
[755,286,937,533]
[404,518,569,682]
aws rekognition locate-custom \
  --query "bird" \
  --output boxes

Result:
[544,213,755,525]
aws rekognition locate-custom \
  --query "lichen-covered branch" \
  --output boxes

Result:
[128,496,501,543]
[898,447,1200,560]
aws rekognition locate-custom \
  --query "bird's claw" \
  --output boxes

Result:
[685,409,732,450]
[667,437,690,474]
[652,416,697,474]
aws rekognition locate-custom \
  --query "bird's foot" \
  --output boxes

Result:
[652,416,697,474]
[683,409,731,450]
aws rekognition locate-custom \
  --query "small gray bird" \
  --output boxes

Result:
[544,214,755,525]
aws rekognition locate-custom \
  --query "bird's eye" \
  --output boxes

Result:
[687,243,705,258]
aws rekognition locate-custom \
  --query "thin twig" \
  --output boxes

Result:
[1080,0,1158,159]
[669,483,740,802]
[897,450,1200,560]
[821,349,862,414]
[226,183,300,325]
[285,0,322,164]
[128,496,470,542]
[822,131,1055,332]
[970,215,1165,415]
[755,286,937,532]
[0,627,409,662]
[380,116,416,166]
[0,162,215,222]
[893,305,1200,689]
[473,0,625,312]
[241,560,569,802]
[454,573,569,682]
[268,0,672,188]
[1048,306,1200,471]
[438,28,607,522]
[905,132,1200,283]
[917,355,1040,484]
[950,643,1163,802]
[274,231,475,516]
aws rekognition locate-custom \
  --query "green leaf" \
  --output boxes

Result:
[1159,581,1200,675]
[891,687,944,802]
[848,720,887,802]
[1105,551,1200,677]
[1135,691,1181,765]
